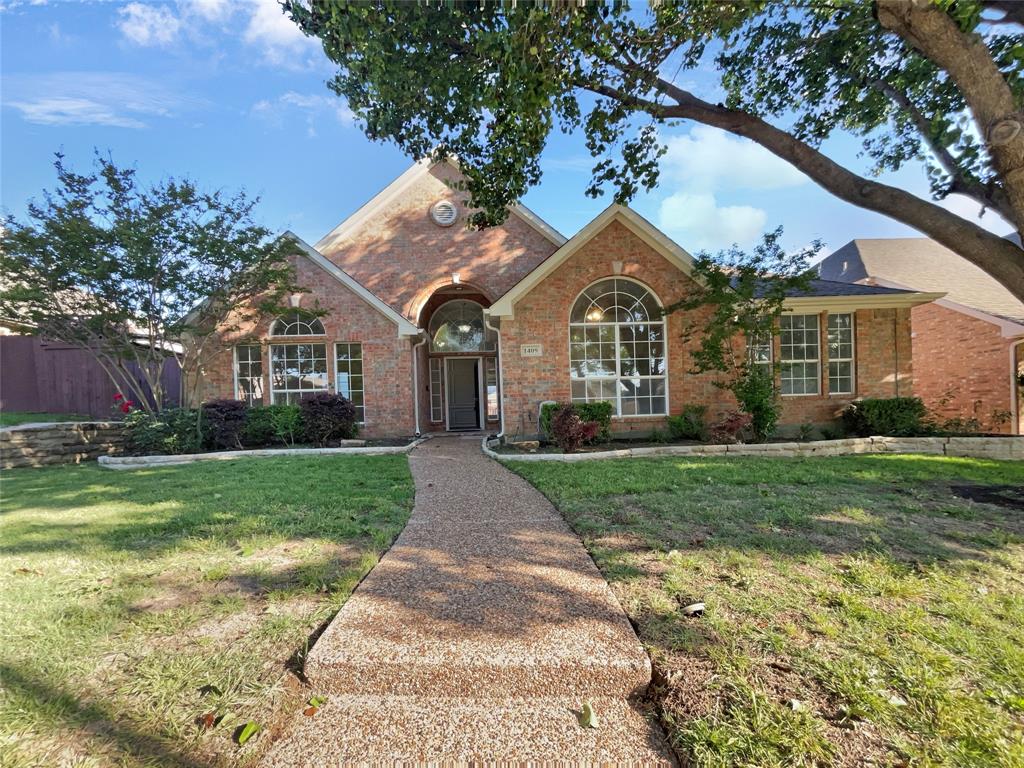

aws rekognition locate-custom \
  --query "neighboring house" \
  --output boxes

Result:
[198,160,940,439]
[819,238,1024,434]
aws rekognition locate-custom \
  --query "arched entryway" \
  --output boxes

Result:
[418,286,499,432]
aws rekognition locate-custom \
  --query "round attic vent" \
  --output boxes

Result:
[430,199,458,227]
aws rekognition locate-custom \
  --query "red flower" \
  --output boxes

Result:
[120,401,132,414]
[114,393,124,402]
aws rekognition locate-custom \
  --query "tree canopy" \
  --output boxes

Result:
[0,154,299,412]
[285,0,1024,300]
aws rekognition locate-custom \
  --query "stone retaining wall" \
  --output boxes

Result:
[485,435,1024,463]
[1,421,125,469]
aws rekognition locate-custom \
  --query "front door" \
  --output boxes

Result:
[446,358,480,430]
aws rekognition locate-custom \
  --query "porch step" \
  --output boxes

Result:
[260,694,674,766]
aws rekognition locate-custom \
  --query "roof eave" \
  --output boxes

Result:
[781,291,946,313]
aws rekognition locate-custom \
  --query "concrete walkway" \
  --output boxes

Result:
[261,435,672,765]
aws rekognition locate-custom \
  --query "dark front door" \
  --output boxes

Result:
[446,358,480,430]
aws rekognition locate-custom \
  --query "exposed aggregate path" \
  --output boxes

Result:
[261,434,673,766]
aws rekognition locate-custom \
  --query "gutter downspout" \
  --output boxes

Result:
[483,311,505,440]
[1011,339,1023,435]
[411,330,428,437]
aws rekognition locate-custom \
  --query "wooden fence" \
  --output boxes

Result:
[0,335,182,418]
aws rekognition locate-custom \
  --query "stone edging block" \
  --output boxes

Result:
[482,435,1024,463]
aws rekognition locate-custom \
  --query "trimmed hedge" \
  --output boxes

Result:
[540,401,613,443]
[842,397,929,437]
[300,393,359,446]
[202,399,248,450]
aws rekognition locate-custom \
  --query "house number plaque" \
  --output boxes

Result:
[520,343,543,357]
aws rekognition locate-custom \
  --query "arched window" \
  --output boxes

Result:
[428,300,495,352]
[270,311,325,337]
[569,278,667,416]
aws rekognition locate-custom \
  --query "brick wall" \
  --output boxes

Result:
[499,219,916,439]
[198,254,416,438]
[317,163,559,321]
[911,302,1018,433]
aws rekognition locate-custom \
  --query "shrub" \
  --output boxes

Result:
[730,367,779,442]
[271,404,303,447]
[708,411,753,444]
[239,406,280,447]
[842,397,928,437]
[797,422,815,442]
[667,404,707,441]
[201,399,248,450]
[550,405,600,453]
[300,393,358,446]
[123,407,204,455]
[540,400,612,443]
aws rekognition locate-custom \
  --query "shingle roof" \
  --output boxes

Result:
[819,237,1024,322]
[742,277,917,299]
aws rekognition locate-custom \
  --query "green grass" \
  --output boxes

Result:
[0,411,89,427]
[0,455,415,767]
[513,454,1024,768]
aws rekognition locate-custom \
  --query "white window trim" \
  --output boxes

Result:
[827,313,856,396]
[233,344,264,406]
[568,277,670,418]
[779,313,821,397]
[268,342,329,405]
[334,342,366,424]
[429,357,444,423]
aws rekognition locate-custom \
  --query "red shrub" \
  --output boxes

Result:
[708,411,753,444]
[550,405,600,453]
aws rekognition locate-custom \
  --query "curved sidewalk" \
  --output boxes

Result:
[261,434,672,765]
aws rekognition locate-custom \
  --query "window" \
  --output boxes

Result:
[234,344,264,406]
[269,343,327,404]
[270,311,325,337]
[569,278,667,416]
[746,331,773,374]
[485,357,499,421]
[335,343,364,422]
[827,313,855,394]
[428,300,495,352]
[779,314,820,395]
[429,358,443,422]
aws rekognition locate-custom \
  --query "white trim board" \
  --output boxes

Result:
[488,204,699,319]
[313,157,567,256]
[285,232,419,337]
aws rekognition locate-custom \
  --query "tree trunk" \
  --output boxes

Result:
[875,0,1024,237]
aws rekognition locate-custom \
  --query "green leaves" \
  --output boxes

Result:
[579,700,598,729]
[235,720,261,746]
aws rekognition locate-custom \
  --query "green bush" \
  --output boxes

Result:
[123,408,204,455]
[540,401,612,443]
[667,404,707,441]
[271,404,303,446]
[240,406,283,447]
[842,397,929,436]
[730,367,780,442]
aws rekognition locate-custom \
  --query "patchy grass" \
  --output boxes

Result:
[0,455,414,767]
[513,454,1024,768]
[0,411,90,427]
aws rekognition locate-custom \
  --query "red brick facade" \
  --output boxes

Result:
[498,219,916,439]
[199,162,932,440]
[910,302,1021,433]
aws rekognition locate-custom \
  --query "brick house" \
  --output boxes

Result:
[819,238,1024,435]
[198,160,941,439]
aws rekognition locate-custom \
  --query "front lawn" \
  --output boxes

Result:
[0,456,414,767]
[514,455,1024,767]
[0,411,89,427]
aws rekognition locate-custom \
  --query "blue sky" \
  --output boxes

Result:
[1,0,1013,261]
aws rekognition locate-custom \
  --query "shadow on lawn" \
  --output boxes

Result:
[0,664,213,768]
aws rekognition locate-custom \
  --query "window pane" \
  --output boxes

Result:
[335,343,365,422]
[234,344,264,406]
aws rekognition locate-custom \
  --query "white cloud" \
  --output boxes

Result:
[179,0,232,22]
[117,3,181,47]
[5,96,146,128]
[2,72,201,129]
[658,192,767,251]
[661,125,808,192]
[252,91,355,136]
[243,0,318,66]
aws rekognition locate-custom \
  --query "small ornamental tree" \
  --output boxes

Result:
[0,153,300,414]
[672,228,819,442]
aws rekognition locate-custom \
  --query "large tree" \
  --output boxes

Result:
[0,154,299,413]
[285,0,1024,300]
